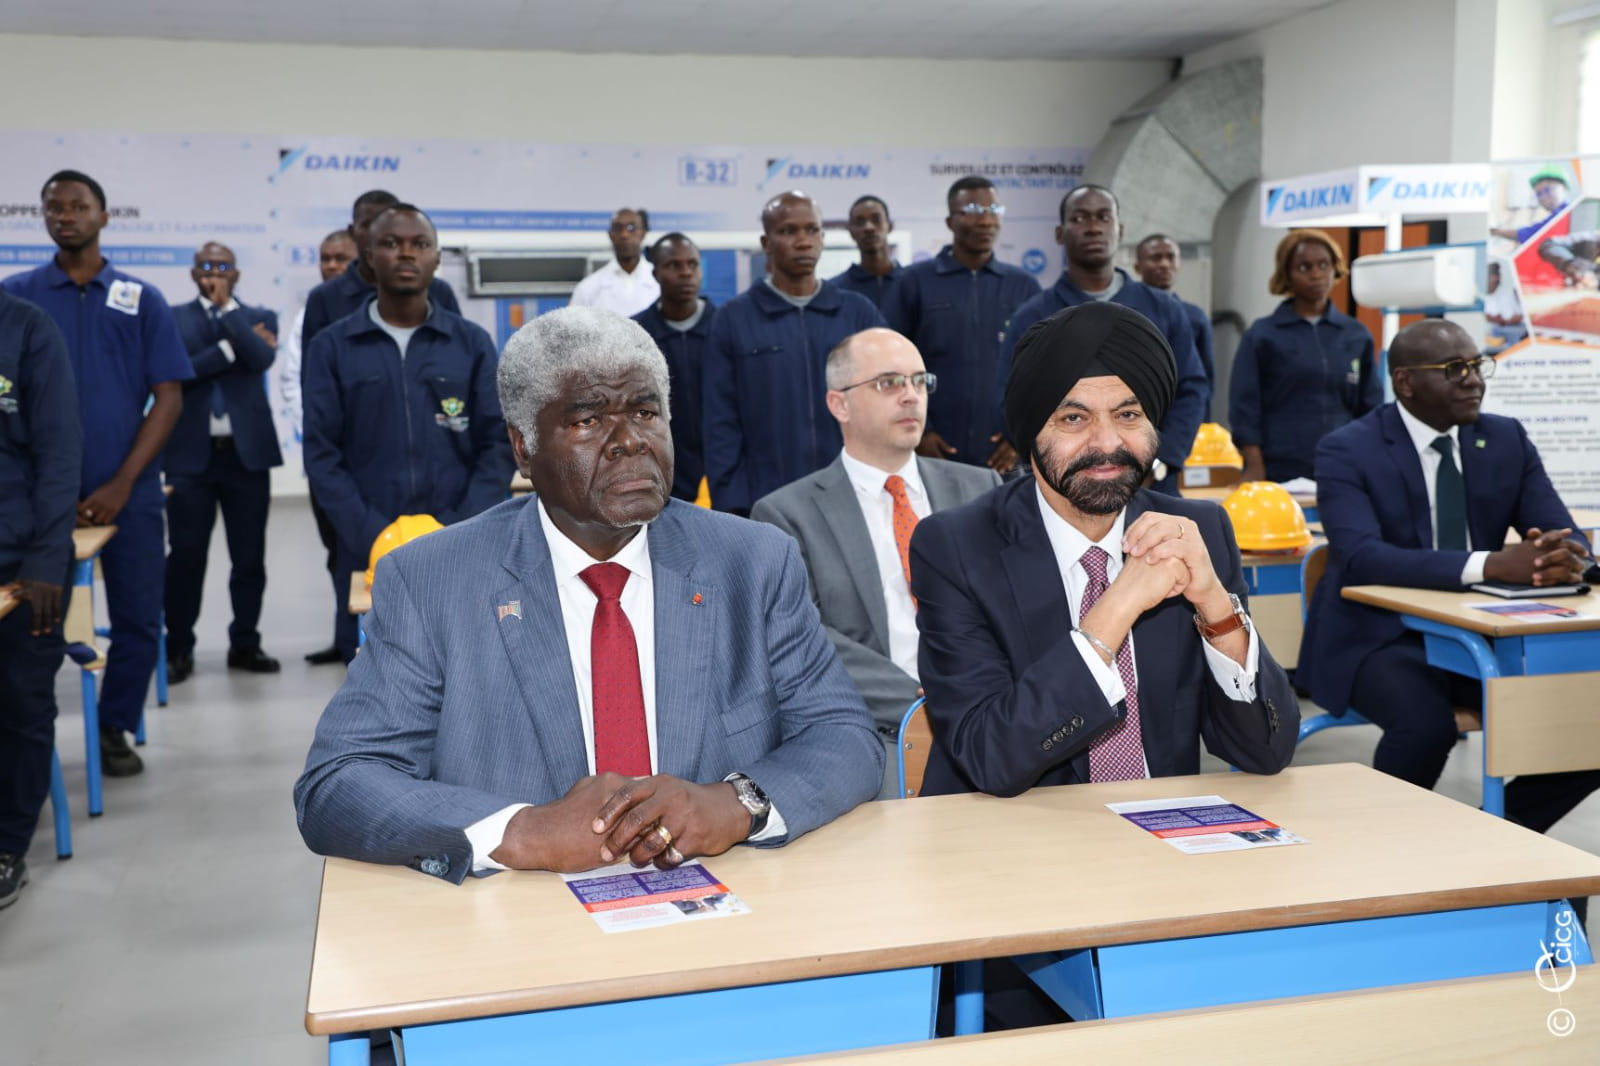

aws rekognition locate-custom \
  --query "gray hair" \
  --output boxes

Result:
[497,306,671,451]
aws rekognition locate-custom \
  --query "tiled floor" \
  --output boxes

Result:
[2,497,1596,1064]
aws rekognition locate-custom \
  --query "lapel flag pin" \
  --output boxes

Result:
[1475,438,1486,448]
[692,593,704,606]
[496,600,523,622]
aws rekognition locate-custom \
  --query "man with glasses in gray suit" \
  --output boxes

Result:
[753,328,1000,796]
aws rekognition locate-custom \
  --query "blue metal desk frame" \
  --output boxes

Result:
[323,899,1588,1064]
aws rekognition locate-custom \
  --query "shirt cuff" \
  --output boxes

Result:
[217,338,236,363]
[1461,551,1489,586]
[465,803,530,873]
[1071,630,1127,706]
[1200,617,1261,702]
[751,803,788,843]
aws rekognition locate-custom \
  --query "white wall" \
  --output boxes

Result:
[0,34,1167,148]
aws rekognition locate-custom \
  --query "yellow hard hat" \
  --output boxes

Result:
[366,514,445,587]
[1221,482,1312,553]
[1185,423,1244,468]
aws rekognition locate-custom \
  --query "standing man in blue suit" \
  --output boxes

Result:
[702,192,884,514]
[2,169,192,779]
[1133,234,1215,392]
[994,186,1208,495]
[830,195,903,311]
[164,242,284,681]
[633,233,715,502]
[1301,319,1598,835]
[913,302,1297,801]
[303,205,512,663]
[295,307,883,882]
[882,177,1040,474]
[0,290,81,907]
[298,189,461,354]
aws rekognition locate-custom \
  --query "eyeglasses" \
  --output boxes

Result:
[957,203,1006,217]
[610,223,642,233]
[1401,356,1496,384]
[837,372,938,395]
[195,261,236,273]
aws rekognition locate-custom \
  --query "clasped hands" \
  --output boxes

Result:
[1079,513,1237,662]
[489,773,751,875]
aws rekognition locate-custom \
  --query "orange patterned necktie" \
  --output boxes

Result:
[884,475,919,602]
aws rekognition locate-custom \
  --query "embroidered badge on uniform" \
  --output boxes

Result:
[441,397,464,417]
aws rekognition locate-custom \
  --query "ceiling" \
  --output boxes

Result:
[0,0,1333,60]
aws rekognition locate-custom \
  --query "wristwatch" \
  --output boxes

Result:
[1195,593,1250,641]
[727,773,771,837]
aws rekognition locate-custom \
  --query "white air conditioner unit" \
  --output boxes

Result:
[1350,246,1481,311]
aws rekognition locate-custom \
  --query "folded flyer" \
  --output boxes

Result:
[1469,601,1580,622]
[1107,795,1308,854]
[561,860,749,934]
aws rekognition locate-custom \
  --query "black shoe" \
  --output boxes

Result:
[99,725,143,777]
[305,645,343,665]
[228,646,281,673]
[167,651,194,684]
[0,854,26,909]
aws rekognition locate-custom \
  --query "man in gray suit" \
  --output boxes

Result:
[752,328,1000,796]
[295,307,883,883]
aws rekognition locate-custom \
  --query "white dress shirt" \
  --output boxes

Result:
[839,449,929,680]
[1034,487,1261,778]
[280,306,305,426]
[466,500,783,871]
[199,295,239,437]
[569,258,661,318]
[1394,402,1489,585]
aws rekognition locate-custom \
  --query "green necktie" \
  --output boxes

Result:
[1432,436,1467,551]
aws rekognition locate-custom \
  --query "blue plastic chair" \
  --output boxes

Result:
[64,642,106,817]
[896,698,984,1036]
[49,748,72,859]
[1293,543,1372,742]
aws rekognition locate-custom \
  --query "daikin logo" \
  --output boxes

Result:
[761,157,872,190]
[277,147,401,174]
[1266,182,1354,218]
[1367,176,1491,203]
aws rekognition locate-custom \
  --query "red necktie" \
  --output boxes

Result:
[580,563,651,777]
[884,475,919,600]
[1079,547,1145,782]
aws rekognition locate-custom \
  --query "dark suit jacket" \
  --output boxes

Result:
[166,298,284,475]
[752,454,1000,733]
[1298,405,1586,714]
[909,478,1298,797]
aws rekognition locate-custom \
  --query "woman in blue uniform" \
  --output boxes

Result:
[1228,229,1381,483]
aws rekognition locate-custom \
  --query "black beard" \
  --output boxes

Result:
[1040,445,1149,515]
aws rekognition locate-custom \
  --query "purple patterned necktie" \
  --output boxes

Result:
[1079,547,1145,782]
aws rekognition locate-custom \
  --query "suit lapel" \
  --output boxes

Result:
[495,499,590,788]
[998,482,1071,667]
[649,506,716,779]
[918,456,953,512]
[813,459,892,654]
[1458,421,1497,549]
[1382,406,1435,548]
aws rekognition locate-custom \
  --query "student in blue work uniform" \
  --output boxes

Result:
[164,242,284,683]
[0,291,82,908]
[1489,168,1570,246]
[1228,228,1380,484]
[1134,234,1215,392]
[300,190,462,665]
[829,195,903,310]
[994,185,1208,494]
[303,205,512,662]
[882,177,1040,473]
[702,192,884,514]
[633,233,716,501]
[2,170,191,778]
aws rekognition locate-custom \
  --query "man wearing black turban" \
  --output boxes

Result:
[908,301,1298,802]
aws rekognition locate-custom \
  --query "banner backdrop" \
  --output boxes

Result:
[0,133,1088,494]
[1486,156,1599,510]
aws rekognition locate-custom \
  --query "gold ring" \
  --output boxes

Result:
[654,824,673,848]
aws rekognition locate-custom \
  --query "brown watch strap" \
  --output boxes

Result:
[1196,606,1248,640]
